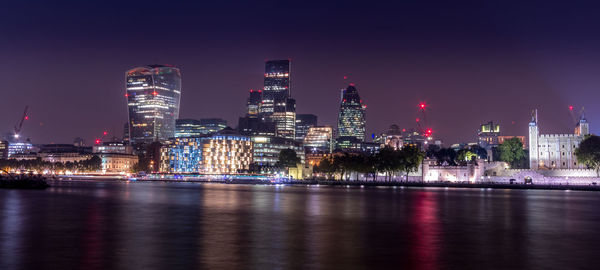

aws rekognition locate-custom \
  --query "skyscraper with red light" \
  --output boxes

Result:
[337,84,366,141]
[126,65,181,145]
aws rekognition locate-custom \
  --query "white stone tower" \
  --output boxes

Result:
[528,109,539,169]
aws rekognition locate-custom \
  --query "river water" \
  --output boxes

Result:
[1,180,599,269]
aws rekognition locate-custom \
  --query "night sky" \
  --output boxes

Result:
[2,0,600,145]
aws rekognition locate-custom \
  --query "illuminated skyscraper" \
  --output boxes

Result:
[247,89,262,118]
[126,65,181,145]
[260,60,295,139]
[337,84,366,141]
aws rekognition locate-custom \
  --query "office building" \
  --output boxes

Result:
[295,114,317,141]
[175,119,203,137]
[337,84,366,141]
[260,60,296,139]
[303,126,334,153]
[478,121,500,149]
[199,118,227,134]
[251,136,305,167]
[0,141,8,159]
[247,89,262,118]
[163,133,253,174]
[126,65,181,145]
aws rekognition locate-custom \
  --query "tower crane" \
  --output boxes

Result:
[13,106,29,140]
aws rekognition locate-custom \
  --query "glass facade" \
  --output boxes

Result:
[126,65,181,145]
[251,136,305,166]
[303,126,334,153]
[175,119,203,137]
[260,60,295,139]
[163,135,253,174]
[295,114,317,141]
[337,84,366,141]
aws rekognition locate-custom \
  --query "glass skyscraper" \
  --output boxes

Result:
[260,60,296,139]
[126,65,181,145]
[295,114,317,141]
[337,84,366,141]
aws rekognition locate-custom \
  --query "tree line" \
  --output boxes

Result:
[313,146,425,181]
[0,156,102,173]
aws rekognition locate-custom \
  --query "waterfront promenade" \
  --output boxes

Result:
[56,175,600,192]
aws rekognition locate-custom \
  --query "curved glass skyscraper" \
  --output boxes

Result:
[337,84,366,141]
[126,65,181,145]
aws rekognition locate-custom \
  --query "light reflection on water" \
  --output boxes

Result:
[0,180,599,269]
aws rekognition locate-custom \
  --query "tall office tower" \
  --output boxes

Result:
[247,89,262,118]
[295,114,317,141]
[337,84,366,141]
[260,60,295,139]
[126,65,181,145]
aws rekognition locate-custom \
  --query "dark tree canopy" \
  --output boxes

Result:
[498,137,527,168]
[277,149,300,168]
[575,135,600,177]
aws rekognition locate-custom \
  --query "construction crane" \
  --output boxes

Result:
[13,106,29,140]
[416,102,432,137]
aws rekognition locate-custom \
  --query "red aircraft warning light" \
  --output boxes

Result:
[416,118,420,122]
[95,139,101,144]
[569,105,574,111]
[24,116,29,120]
[103,131,108,136]
[419,103,426,109]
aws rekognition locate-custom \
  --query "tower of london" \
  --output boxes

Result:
[529,110,589,170]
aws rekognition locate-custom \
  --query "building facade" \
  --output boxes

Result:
[175,119,203,137]
[303,126,334,153]
[0,141,7,159]
[478,121,500,148]
[529,110,588,170]
[162,134,253,174]
[260,60,296,139]
[251,136,305,167]
[337,84,366,141]
[295,114,317,141]
[126,65,181,145]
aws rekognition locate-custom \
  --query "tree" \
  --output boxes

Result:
[498,137,527,168]
[456,149,477,164]
[277,149,300,168]
[575,135,600,177]
[314,156,335,179]
[398,145,425,181]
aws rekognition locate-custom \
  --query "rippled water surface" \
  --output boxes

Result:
[1,180,599,269]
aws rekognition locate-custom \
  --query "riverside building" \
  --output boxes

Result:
[126,65,181,145]
[162,134,253,174]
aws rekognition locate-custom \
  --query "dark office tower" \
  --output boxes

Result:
[337,84,366,141]
[295,114,317,141]
[126,65,181,145]
[260,60,295,139]
[123,122,130,143]
[247,89,262,118]
[260,60,290,118]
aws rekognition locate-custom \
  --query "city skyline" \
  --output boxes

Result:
[2,1,600,145]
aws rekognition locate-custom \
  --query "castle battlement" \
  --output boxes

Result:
[539,134,579,138]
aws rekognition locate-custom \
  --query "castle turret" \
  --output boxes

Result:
[575,109,589,136]
[528,110,539,169]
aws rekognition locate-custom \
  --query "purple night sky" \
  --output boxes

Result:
[1,1,599,145]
